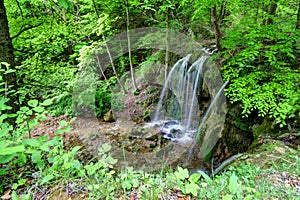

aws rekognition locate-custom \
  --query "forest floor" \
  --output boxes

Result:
[5,115,298,199]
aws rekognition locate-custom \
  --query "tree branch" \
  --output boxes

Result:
[11,23,42,40]
[92,0,99,19]
[15,0,23,17]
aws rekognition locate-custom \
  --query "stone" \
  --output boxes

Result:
[103,109,115,122]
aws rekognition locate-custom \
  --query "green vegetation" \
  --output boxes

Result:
[1,101,299,198]
[0,0,299,198]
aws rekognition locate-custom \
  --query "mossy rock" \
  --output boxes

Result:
[103,110,115,122]
[232,138,299,169]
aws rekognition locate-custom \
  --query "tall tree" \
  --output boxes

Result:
[0,0,18,117]
[265,0,279,25]
[297,0,300,29]
[211,5,223,51]
[124,0,138,92]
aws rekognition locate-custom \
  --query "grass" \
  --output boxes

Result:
[4,141,299,200]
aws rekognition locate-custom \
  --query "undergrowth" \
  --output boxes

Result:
[0,97,299,200]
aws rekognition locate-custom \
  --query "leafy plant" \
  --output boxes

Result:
[0,97,62,194]
[222,24,300,127]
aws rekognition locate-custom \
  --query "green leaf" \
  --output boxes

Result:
[55,126,71,134]
[12,191,19,200]
[222,194,233,200]
[197,170,212,184]
[175,167,189,180]
[121,180,132,190]
[40,99,53,106]
[185,182,200,196]
[23,138,40,147]
[41,174,54,185]
[71,146,82,155]
[31,150,42,163]
[0,128,10,137]
[28,100,39,107]
[228,173,239,194]
[0,154,17,164]
[58,0,70,9]
[0,145,25,155]
[39,144,50,152]
[99,143,112,154]
[33,106,45,113]
[4,69,16,74]
[59,120,68,126]
[189,173,201,183]
[105,155,118,166]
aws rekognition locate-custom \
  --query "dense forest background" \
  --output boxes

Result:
[0,0,300,199]
[1,0,299,128]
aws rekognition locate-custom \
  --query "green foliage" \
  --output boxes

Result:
[0,97,63,193]
[222,23,300,127]
[95,77,116,118]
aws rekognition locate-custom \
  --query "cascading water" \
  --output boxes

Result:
[150,49,227,152]
[151,54,209,142]
[153,54,192,122]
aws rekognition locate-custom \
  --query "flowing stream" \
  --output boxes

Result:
[149,51,228,164]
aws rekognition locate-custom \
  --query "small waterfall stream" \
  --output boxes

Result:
[153,55,208,131]
[150,51,228,162]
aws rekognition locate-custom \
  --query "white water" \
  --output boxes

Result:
[150,52,227,148]
[153,54,192,121]
[186,80,229,160]
[153,55,208,131]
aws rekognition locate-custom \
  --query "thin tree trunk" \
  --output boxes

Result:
[124,0,137,91]
[124,0,138,92]
[104,42,127,94]
[265,0,279,25]
[218,0,226,22]
[94,7,126,94]
[165,14,170,83]
[0,0,19,121]
[92,0,99,18]
[296,0,300,29]
[211,6,223,51]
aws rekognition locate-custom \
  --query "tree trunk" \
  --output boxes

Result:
[0,0,18,118]
[165,14,170,83]
[211,6,223,51]
[104,42,127,94]
[296,0,300,29]
[124,0,138,92]
[265,0,279,25]
[218,0,226,22]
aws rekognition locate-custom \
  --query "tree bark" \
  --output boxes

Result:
[124,0,138,92]
[165,14,170,83]
[296,0,300,29]
[265,0,279,25]
[104,42,127,94]
[0,0,19,117]
[211,6,223,51]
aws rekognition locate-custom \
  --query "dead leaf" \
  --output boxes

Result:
[1,190,11,200]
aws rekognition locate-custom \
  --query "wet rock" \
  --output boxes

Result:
[103,110,115,122]
[212,104,254,167]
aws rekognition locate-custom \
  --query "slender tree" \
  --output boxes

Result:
[124,0,138,92]
[211,5,223,51]
[265,0,279,25]
[165,13,170,83]
[296,0,300,29]
[0,0,19,117]
[104,41,127,94]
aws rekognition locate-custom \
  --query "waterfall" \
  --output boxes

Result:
[186,80,229,161]
[144,51,228,171]
[153,54,192,122]
[153,54,207,131]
